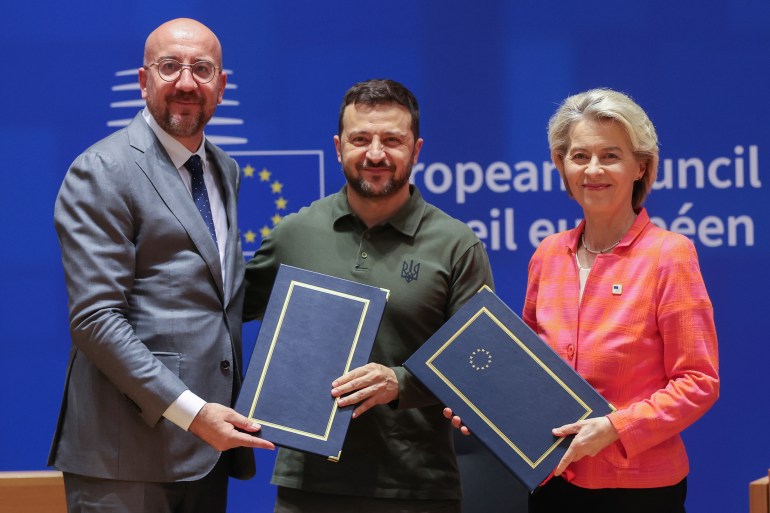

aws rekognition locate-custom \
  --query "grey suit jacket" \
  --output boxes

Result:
[49,112,254,482]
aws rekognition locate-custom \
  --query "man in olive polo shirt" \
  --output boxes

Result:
[243,78,494,513]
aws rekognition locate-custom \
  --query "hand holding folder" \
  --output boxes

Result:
[549,416,619,476]
[332,362,399,419]
[444,407,619,478]
[235,265,389,461]
[404,287,614,492]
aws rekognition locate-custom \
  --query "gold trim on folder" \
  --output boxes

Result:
[246,279,371,441]
[425,306,599,469]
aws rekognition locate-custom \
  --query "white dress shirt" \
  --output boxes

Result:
[142,108,228,430]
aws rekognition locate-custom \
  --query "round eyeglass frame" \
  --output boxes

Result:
[144,58,221,84]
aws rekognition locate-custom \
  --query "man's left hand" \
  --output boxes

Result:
[331,363,399,418]
[188,403,276,452]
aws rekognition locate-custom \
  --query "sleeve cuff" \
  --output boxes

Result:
[162,390,207,431]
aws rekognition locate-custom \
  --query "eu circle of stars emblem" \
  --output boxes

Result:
[230,151,325,259]
[469,348,492,371]
[241,164,287,246]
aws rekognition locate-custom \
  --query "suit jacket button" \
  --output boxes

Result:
[220,360,231,370]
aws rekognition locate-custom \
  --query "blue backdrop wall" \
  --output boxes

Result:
[1,2,768,512]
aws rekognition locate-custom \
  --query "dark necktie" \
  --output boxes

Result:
[184,155,218,245]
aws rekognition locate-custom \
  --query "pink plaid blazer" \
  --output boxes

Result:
[523,209,719,489]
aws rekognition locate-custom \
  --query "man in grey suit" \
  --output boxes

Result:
[50,18,274,513]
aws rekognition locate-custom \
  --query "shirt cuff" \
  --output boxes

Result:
[162,390,207,431]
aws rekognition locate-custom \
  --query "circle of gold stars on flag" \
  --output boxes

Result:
[241,164,288,244]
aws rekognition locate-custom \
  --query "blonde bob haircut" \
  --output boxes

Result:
[547,88,659,210]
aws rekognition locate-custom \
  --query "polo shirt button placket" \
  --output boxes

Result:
[355,231,372,270]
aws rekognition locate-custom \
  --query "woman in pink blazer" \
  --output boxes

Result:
[449,88,719,513]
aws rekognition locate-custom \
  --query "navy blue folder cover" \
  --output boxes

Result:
[235,264,388,460]
[403,287,614,492]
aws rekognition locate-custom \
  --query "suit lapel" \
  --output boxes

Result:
[127,114,225,300]
[208,141,240,305]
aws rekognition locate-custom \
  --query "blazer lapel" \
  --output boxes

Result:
[208,141,240,305]
[127,114,226,300]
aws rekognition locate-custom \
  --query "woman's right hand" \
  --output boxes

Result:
[443,407,472,435]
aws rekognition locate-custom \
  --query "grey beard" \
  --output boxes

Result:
[347,172,409,199]
[162,111,206,138]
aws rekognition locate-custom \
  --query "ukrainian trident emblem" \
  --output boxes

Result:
[401,260,420,283]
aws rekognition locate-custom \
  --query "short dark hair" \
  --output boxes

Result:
[337,79,420,139]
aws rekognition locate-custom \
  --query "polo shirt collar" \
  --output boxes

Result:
[332,184,427,237]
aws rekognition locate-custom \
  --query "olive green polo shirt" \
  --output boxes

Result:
[244,185,494,500]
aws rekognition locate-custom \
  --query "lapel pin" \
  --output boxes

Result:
[612,284,622,295]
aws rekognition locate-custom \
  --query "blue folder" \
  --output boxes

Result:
[236,264,388,460]
[404,287,614,492]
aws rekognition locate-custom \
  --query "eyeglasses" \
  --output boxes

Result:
[144,58,220,84]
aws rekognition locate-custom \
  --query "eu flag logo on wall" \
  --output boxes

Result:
[230,151,325,257]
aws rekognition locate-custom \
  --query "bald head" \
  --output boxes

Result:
[139,17,226,151]
[144,18,222,67]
